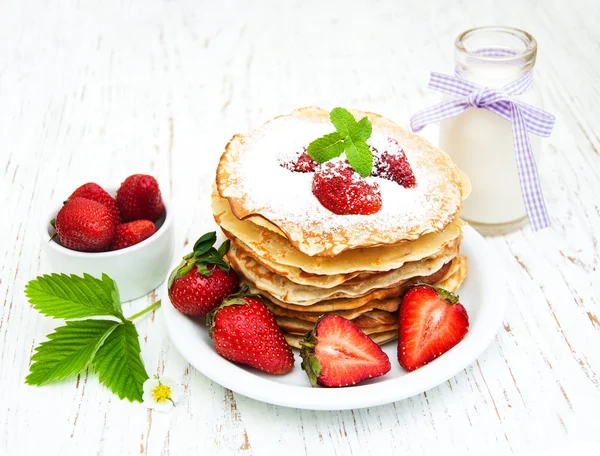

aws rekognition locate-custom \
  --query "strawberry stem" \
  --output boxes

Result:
[127,300,162,321]
[299,328,321,387]
[434,287,459,304]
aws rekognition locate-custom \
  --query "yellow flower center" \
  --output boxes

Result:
[151,384,172,403]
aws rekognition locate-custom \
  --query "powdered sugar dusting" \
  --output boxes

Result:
[221,112,462,250]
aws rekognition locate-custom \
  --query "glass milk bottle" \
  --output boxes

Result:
[439,27,543,235]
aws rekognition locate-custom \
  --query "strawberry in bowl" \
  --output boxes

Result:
[41,175,174,301]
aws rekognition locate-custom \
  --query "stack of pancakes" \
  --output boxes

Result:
[212,107,470,348]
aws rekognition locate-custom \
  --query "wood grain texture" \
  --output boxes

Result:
[1,0,599,454]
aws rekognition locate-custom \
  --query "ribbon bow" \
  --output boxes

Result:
[410,71,555,231]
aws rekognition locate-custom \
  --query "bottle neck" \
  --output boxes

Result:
[456,61,532,88]
[454,27,537,88]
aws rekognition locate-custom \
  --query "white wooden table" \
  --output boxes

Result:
[1,0,599,454]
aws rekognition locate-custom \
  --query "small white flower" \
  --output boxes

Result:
[142,375,182,412]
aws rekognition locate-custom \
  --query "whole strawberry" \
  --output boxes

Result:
[54,197,117,252]
[312,160,382,215]
[69,182,121,225]
[110,220,157,251]
[398,285,469,371]
[300,315,391,387]
[116,174,165,222]
[168,232,239,316]
[208,292,295,374]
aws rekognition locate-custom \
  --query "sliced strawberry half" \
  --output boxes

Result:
[300,315,391,387]
[279,148,318,173]
[371,137,416,188]
[312,160,382,215]
[398,285,469,371]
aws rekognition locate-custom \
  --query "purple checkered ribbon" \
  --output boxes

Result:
[410,69,555,231]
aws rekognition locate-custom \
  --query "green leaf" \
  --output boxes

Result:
[434,287,460,304]
[26,320,119,386]
[193,231,217,257]
[299,328,322,388]
[351,116,372,142]
[93,321,149,402]
[330,107,357,136]
[217,240,231,258]
[307,132,345,163]
[344,137,373,177]
[25,273,124,320]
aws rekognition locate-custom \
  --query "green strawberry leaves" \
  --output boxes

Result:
[93,321,149,401]
[25,273,123,320]
[193,231,217,257]
[26,320,120,386]
[168,232,231,287]
[25,273,160,402]
[307,107,374,177]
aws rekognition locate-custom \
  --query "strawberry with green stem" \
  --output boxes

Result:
[207,288,294,375]
[168,232,239,317]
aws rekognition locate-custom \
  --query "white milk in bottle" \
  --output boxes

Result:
[439,27,543,235]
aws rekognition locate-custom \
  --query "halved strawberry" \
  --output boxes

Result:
[398,285,469,371]
[312,160,382,215]
[300,315,391,387]
[371,138,416,188]
[280,148,318,173]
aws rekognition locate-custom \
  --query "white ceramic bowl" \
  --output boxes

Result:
[40,186,175,302]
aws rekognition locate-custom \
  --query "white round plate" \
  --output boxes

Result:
[161,226,506,410]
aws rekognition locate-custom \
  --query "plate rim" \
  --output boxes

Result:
[161,225,507,410]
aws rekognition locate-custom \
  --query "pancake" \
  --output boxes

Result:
[435,255,468,293]
[277,315,397,336]
[216,107,470,256]
[213,189,464,275]
[227,242,458,305]
[246,259,453,312]
[284,330,398,349]
[352,310,397,328]
[265,298,401,321]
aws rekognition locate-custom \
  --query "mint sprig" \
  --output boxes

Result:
[25,273,160,402]
[307,107,374,177]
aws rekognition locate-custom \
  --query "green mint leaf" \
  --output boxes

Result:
[307,132,344,163]
[25,320,119,386]
[25,273,124,320]
[93,321,149,402]
[351,116,372,142]
[344,136,373,177]
[330,107,357,136]
[193,231,217,257]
